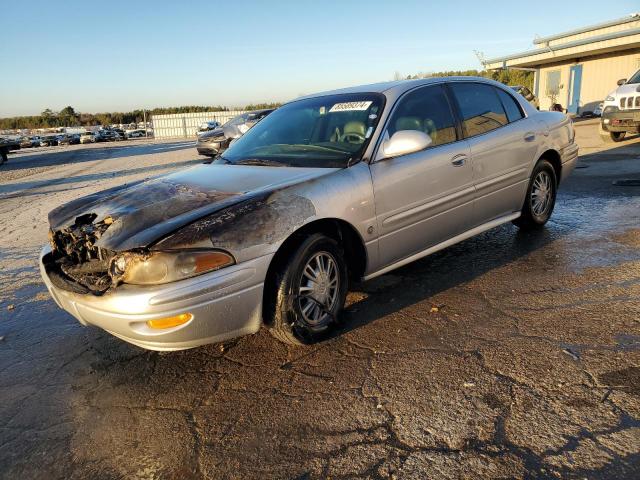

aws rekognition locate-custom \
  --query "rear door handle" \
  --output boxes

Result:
[524,132,536,142]
[451,154,467,167]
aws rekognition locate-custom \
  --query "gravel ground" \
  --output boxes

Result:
[0,124,639,479]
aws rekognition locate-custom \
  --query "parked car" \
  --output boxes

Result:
[20,136,39,148]
[600,68,640,142]
[40,77,577,350]
[79,132,96,144]
[196,109,274,157]
[126,129,146,138]
[40,136,58,147]
[197,121,222,136]
[94,131,113,142]
[58,134,81,146]
[510,85,539,110]
[0,137,20,164]
[593,103,603,117]
[112,128,126,141]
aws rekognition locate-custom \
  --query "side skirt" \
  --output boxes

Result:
[362,212,521,281]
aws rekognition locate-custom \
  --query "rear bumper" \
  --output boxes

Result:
[39,246,271,350]
[601,109,640,133]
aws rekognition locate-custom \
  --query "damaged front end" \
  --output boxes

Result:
[41,164,329,297]
[45,213,118,295]
[44,212,237,296]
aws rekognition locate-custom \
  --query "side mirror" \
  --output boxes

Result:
[617,78,627,86]
[379,130,432,159]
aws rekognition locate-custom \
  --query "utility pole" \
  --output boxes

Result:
[143,109,148,139]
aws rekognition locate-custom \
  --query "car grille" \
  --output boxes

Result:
[619,96,640,110]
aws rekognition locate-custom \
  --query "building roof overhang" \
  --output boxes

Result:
[485,22,640,70]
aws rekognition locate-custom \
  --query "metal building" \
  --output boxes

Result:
[151,110,248,139]
[484,14,640,114]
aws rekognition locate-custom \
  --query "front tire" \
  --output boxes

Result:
[514,159,557,230]
[600,128,626,143]
[266,234,348,345]
[609,131,626,142]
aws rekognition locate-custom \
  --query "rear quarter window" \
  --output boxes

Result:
[495,88,525,123]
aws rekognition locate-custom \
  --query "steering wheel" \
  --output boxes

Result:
[341,132,365,144]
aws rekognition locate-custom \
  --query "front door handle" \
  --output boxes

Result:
[451,154,467,167]
[524,132,536,142]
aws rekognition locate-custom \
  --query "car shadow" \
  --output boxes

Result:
[329,137,640,339]
[2,140,196,172]
[332,222,562,339]
[0,159,203,198]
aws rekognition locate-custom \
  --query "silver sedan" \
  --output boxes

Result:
[40,77,578,350]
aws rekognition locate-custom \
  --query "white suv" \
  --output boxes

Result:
[600,69,640,142]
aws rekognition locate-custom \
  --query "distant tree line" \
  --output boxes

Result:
[242,102,282,111]
[400,69,534,90]
[0,102,283,130]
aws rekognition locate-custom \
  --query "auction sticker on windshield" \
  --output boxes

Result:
[329,101,373,112]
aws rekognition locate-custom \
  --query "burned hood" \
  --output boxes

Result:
[48,164,339,251]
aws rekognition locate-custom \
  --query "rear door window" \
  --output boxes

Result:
[449,83,508,137]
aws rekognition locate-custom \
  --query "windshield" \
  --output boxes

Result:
[218,93,384,168]
[627,69,640,85]
[223,113,250,128]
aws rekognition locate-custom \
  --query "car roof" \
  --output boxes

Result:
[294,76,510,103]
[250,108,275,115]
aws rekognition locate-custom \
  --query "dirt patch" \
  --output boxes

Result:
[600,366,640,396]
[611,229,640,248]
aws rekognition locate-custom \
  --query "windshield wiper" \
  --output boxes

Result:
[275,143,351,154]
[213,155,232,164]
[233,158,287,167]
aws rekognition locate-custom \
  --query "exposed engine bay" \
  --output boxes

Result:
[45,214,117,295]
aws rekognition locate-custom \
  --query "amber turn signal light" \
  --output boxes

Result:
[146,313,193,329]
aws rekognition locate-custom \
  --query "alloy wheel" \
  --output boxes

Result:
[531,170,553,217]
[297,251,340,328]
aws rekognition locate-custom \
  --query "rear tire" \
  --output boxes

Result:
[266,234,348,345]
[514,159,557,230]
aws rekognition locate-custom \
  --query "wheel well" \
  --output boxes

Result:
[261,218,367,325]
[540,149,562,184]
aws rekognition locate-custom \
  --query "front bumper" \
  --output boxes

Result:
[601,109,640,133]
[39,246,270,351]
[196,144,220,156]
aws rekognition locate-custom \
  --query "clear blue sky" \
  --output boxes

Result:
[1,0,638,116]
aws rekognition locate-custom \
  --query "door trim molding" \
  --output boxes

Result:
[381,185,475,228]
[363,212,521,281]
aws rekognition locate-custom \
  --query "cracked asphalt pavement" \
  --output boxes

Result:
[1,122,639,479]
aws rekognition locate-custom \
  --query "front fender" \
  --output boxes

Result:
[155,162,379,273]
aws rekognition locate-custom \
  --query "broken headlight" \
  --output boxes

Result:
[111,250,235,285]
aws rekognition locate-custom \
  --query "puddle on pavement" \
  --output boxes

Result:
[613,179,640,186]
